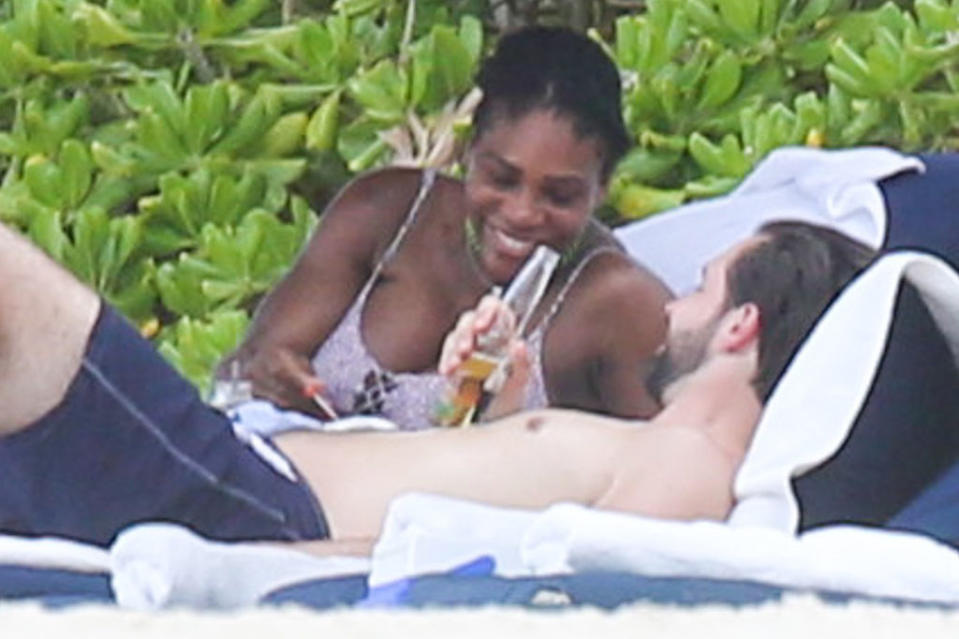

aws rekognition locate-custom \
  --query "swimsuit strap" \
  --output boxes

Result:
[531,246,623,336]
[356,168,438,301]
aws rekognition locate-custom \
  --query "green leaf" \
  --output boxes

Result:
[261,111,308,157]
[23,155,65,209]
[184,82,230,155]
[11,0,42,53]
[71,2,138,47]
[157,310,250,390]
[27,208,69,261]
[428,26,473,108]
[457,15,483,64]
[348,59,408,123]
[242,158,307,184]
[141,0,179,33]
[614,16,641,70]
[697,49,742,110]
[210,92,276,157]
[610,182,686,219]
[60,139,93,210]
[614,146,683,184]
[915,0,957,33]
[306,91,341,152]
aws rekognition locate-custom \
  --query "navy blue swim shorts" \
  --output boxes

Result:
[0,303,329,547]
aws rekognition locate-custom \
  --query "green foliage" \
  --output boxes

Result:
[1,0,958,387]
[0,0,480,387]
[157,309,250,391]
[601,0,959,220]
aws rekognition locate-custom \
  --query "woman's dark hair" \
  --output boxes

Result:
[472,26,630,179]
[725,221,877,403]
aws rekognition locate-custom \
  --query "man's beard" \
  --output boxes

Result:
[645,319,720,404]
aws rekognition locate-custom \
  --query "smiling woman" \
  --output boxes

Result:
[217,26,673,428]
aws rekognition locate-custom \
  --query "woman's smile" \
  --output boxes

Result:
[487,224,535,259]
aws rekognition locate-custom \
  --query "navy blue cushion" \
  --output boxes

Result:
[260,574,368,609]
[882,152,959,269]
[399,572,787,609]
[793,153,959,534]
[0,565,113,607]
[262,571,958,611]
[887,460,959,547]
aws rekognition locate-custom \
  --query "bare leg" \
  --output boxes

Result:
[0,223,100,435]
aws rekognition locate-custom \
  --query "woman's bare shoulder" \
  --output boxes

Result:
[563,242,673,326]
[325,166,426,221]
[324,167,464,233]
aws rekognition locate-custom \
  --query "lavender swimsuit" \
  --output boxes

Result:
[309,169,613,429]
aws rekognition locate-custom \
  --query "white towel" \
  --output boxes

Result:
[364,491,959,604]
[520,503,959,604]
[229,399,398,437]
[369,493,540,587]
[614,146,922,295]
[110,522,369,610]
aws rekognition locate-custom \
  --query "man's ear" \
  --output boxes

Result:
[717,302,761,353]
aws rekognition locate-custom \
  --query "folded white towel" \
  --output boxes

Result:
[363,491,959,604]
[521,503,959,604]
[370,493,539,587]
[110,523,369,610]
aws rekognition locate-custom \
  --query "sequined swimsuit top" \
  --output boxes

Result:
[309,169,615,430]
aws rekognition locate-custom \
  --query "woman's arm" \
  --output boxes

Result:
[218,168,424,413]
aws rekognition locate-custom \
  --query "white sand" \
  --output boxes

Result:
[2,596,958,638]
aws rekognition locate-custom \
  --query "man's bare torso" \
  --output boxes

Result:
[276,409,739,540]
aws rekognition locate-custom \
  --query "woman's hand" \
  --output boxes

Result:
[217,346,336,419]
[438,294,530,421]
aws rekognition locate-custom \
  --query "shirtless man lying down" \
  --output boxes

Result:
[0,220,873,548]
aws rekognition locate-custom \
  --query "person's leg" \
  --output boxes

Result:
[0,223,330,546]
[0,223,100,434]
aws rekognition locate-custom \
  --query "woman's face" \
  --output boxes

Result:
[464,109,607,284]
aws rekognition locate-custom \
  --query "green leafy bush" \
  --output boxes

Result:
[602,0,959,219]
[0,0,957,390]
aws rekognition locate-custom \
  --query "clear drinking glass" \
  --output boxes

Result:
[437,245,560,426]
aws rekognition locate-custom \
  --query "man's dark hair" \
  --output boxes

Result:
[726,221,877,403]
[472,26,630,179]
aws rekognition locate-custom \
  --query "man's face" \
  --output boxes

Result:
[645,240,755,403]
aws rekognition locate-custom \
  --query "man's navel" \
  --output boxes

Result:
[525,416,545,433]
